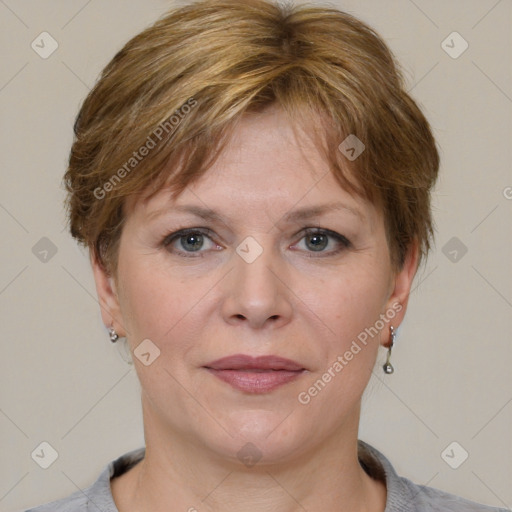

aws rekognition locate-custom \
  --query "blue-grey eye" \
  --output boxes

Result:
[305,232,329,251]
[297,228,351,255]
[163,228,216,255]
[179,232,204,252]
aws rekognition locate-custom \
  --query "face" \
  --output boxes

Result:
[93,105,417,465]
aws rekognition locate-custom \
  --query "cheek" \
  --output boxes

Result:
[117,254,195,342]
[312,264,390,340]
[117,258,207,397]
[303,268,390,397]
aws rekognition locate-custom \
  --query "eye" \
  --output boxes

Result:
[293,228,351,256]
[163,228,220,257]
[162,227,351,258]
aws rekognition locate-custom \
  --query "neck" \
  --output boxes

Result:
[111,401,386,512]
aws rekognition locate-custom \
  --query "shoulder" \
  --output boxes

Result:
[24,488,88,512]
[23,447,145,512]
[397,474,509,512]
[358,440,509,512]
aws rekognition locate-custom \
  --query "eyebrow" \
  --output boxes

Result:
[279,202,364,223]
[147,202,365,224]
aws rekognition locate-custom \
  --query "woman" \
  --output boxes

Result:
[25,0,508,511]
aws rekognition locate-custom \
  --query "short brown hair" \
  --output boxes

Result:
[64,0,439,275]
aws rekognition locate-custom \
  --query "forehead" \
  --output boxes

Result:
[128,106,377,229]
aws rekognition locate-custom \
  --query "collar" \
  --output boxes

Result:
[88,440,417,512]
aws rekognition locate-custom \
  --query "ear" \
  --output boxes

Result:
[381,239,420,345]
[90,250,126,337]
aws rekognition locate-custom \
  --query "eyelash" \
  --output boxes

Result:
[162,227,351,258]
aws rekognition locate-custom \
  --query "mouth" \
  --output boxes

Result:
[203,354,306,393]
[204,354,305,371]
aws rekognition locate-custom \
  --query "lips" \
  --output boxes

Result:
[203,354,306,393]
[204,354,305,371]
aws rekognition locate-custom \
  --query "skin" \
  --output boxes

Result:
[92,104,418,512]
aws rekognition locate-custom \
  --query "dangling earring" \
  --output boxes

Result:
[108,326,119,343]
[382,325,395,374]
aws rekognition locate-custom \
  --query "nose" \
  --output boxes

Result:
[220,236,293,330]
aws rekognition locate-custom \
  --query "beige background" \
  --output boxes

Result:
[1,0,511,510]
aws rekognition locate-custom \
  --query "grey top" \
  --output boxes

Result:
[25,440,509,512]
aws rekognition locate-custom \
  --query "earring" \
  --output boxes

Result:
[382,325,395,374]
[108,326,119,343]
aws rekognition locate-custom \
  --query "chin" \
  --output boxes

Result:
[198,409,310,467]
